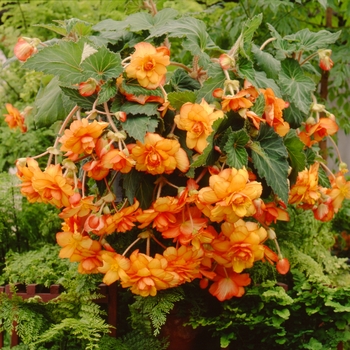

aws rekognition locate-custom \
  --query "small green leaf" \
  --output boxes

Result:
[33,77,75,127]
[190,118,223,169]
[168,91,197,111]
[223,129,249,169]
[24,40,84,84]
[80,46,122,81]
[122,116,158,140]
[283,101,306,128]
[196,69,226,103]
[273,308,290,320]
[250,124,289,203]
[121,102,160,117]
[279,58,316,114]
[121,80,163,97]
[60,86,95,110]
[318,163,331,188]
[97,79,117,104]
[284,130,306,183]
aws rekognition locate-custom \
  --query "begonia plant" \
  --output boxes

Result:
[4,1,349,303]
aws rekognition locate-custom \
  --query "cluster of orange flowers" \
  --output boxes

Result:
[6,38,350,301]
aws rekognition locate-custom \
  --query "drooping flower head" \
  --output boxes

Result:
[174,99,224,154]
[14,37,39,61]
[4,104,27,133]
[125,42,170,89]
[59,118,109,160]
[318,49,334,71]
[131,132,189,175]
[197,167,262,223]
[98,251,131,285]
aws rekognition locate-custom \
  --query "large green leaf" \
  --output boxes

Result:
[237,59,281,97]
[24,40,84,84]
[97,79,117,104]
[284,130,306,183]
[148,16,217,56]
[122,116,159,140]
[223,129,249,169]
[279,58,316,114]
[283,101,306,129]
[121,80,163,97]
[252,44,281,80]
[250,124,289,203]
[239,14,263,58]
[33,77,75,128]
[168,91,197,111]
[80,46,122,81]
[169,69,201,92]
[284,28,341,52]
[122,170,154,209]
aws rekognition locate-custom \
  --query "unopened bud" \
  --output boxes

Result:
[267,228,276,240]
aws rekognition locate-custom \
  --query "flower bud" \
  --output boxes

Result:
[267,228,276,240]
[78,78,99,97]
[318,49,334,71]
[14,37,39,61]
[219,53,235,70]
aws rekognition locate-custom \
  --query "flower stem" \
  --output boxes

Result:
[103,102,119,133]
[122,237,141,256]
[259,37,276,51]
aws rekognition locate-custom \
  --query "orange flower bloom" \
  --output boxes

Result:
[98,251,131,285]
[84,213,107,235]
[208,266,251,301]
[161,206,208,245]
[328,172,350,212]
[16,158,42,203]
[59,194,97,219]
[197,167,262,223]
[131,132,189,175]
[253,199,290,226]
[289,163,321,207]
[261,88,289,137]
[210,220,267,273]
[31,164,75,208]
[137,195,186,230]
[56,229,102,274]
[125,42,170,89]
[299,118,339,147]
[60,118,109,160]
[221,91,253,112]
[163,245,204,284]
[174,99,224,153]
[4,104,27,133]
[121,249,178,297]
[101,200,141,234]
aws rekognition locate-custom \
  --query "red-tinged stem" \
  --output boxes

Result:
[169,61,192,73]
[47,105,79,167]
[32,150,49,159]
[195,168,207,183]
[319,161,336,180]
[327,135,342,164]
[151,233,167,250]
[122,237,141,256]
[103,102,119,133]
[146,236,150,256]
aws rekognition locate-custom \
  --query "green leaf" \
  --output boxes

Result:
[34,23,67,36]
[196,69,226,104]
[169,69,201,92]
[284,29,341,52]
[168,91,197,111]
[97,79,117,104]
[80,46,122,81]
[237,59,281,97]
[252,44,281,80]
[279,58,316,114]
[24,40,84,84]
[283,101,306,128]
[122,116,158,140]
[122,170,154,209]
[148,16,217,57]
[121,102,160,117]
[223,129,249,169]
[190,117,224,169]
[239,14,263,58]
[250,124,289,203]
[251,94,265,117]
[318,163,331,188]
[284,130,306,183]
[121,80,163,97]
[60,86,95,110]
[273,308,290,320]
[33,77,75,128]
